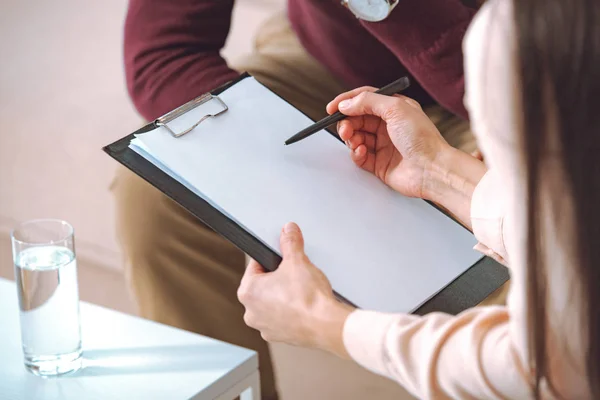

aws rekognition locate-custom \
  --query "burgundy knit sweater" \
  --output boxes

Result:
[124,0,477,121]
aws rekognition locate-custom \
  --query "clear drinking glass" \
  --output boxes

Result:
[11,219,82,376]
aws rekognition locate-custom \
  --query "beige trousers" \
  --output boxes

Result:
[112,13,507,400]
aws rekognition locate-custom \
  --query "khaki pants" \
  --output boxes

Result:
[112,14,507,400]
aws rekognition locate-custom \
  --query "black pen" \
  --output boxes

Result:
[284,76,411,146]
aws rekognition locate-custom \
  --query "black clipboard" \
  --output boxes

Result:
[103,73,509,315]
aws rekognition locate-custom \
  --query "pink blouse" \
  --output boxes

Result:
[342,1,589,398]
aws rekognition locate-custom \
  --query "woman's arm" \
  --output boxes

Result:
[238,223,528,399]
[423,146,488,231]
[341,306,532,399]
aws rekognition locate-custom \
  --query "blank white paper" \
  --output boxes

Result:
[130,77,482,313]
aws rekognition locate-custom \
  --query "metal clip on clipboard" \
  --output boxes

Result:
[155,93,229,138]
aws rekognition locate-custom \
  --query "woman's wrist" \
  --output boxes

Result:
[422,146,487,229]
[308,295,355,359]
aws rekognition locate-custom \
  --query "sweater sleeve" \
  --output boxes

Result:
[343,306,533,399]
[357,0,476,119]
[471,169,509,264]
[342,166,525,398]
[124,0,240,120]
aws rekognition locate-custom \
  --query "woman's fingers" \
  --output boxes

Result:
[337,119,354,141]
[471,149,484,161]
[279,222,305,261]
[338,91,412,120]
[326,86,378,115]
[350,144,375,172]
[345,131,377,153]
[346,131,365,150]
[338,120,364,148]
[337,115,383,136]
[338,120,378,151]
[237,259,265,303]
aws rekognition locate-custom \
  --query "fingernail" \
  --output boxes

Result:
[339,100,351,109]
[284,222,299,233]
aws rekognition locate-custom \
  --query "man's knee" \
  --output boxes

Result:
[111,166,245,277]
[111,167,176,264]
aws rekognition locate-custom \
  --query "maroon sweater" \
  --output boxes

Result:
[124,0,477,121]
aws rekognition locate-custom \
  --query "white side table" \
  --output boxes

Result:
[0,278,261,400]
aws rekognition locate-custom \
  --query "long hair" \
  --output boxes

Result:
[513,0,600,397]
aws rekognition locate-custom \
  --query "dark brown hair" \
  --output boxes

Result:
[514,0,600,397]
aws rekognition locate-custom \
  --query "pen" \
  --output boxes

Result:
[284,76,411,146]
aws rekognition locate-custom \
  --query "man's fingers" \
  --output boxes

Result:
[326,86,377,115]
[280,222,305,260]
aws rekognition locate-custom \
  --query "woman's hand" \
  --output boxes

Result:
[327,87,452,199]
[238,222,354,358]
[328,87,488,229]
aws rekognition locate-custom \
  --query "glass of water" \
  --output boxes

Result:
[11,219,82,377]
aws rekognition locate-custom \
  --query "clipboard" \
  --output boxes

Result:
[103,73,508,315]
